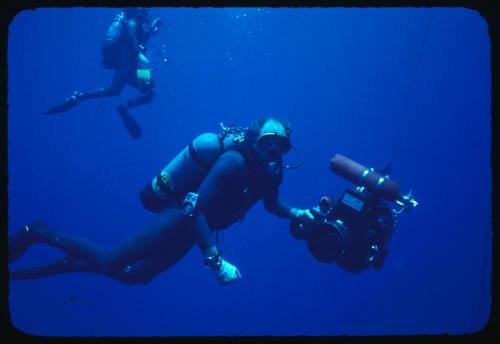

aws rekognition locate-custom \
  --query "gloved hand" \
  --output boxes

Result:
[138,52,150,66]
[207,256,242,285]
[290,208,315,222]
[151,18,163,35]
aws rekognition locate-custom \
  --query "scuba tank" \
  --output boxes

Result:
[101,12,126,69]
[139,124,248,212]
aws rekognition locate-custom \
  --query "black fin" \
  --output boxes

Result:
[43,98,78,115]
[117,105,142,139]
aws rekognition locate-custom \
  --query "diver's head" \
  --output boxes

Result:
[124,7,149,23]
[248,117,292,162]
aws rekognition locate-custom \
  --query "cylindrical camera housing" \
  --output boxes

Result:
[329,154,401,202]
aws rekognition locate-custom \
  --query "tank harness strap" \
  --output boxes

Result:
[188,135,225,169]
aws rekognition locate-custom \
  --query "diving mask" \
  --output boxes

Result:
[255,132,291,159]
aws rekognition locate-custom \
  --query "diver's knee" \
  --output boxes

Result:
[106,87,122,97]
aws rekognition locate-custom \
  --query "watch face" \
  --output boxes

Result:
[204,255,222,271]
[204,255,217,266]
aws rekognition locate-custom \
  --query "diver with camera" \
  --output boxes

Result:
[9,116,417,285]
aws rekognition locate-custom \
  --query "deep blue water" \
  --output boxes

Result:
[7,7,491,336]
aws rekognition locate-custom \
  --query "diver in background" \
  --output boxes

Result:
[9,117,314,286]
[43,8,163,140]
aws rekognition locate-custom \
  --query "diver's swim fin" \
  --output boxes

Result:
[117,104,142,140]
[43,92,82,115]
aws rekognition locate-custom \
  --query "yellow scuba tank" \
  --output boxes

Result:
[139,126,247,212]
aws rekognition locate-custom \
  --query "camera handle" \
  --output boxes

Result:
[393,191,418,214]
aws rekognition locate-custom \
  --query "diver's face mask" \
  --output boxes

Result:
[255,132,291,162]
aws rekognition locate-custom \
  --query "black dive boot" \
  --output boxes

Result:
[43,91,83,115]
[117,104,142,139]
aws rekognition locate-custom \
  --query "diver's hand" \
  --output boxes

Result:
[290,208,314,222]
[212,257,242,285]
[138,53,150,66]
[151,18,162,35]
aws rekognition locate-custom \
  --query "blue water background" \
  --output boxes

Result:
[7,7,491,336]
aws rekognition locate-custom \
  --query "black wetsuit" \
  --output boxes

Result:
[79,12,155,106]
[43,12,156,131]
[9,149,292,285]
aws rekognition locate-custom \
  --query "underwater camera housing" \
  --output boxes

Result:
[290,154,418,273]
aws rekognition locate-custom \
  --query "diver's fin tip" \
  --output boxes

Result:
[117,104,142,140]
[43,96,80,115]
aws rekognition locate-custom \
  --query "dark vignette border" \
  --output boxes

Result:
[0,0,497,343]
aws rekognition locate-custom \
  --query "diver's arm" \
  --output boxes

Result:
[263,188,314,221]
[127,20,150,66]
[127,20,149,68]
[142,18,162,41]
[263,191,294,219]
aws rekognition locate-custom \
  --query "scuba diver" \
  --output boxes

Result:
[9,117,314,286]
[43,8,163,140]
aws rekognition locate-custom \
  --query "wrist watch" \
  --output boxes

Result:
[204,254,222,271]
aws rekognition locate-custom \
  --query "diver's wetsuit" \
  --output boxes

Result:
[9,150,293,285]
[78,14,155,105]
[43,12,155,126]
